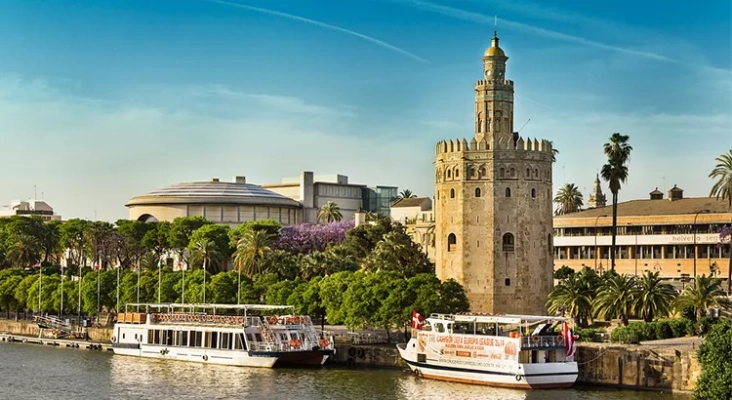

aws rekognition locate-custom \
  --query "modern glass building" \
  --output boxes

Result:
[362,186,398,217]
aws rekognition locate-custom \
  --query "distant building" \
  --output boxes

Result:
[0,199,62,221]
[587,174,607,209]
[126,176,302,228]
[554,185,732,287]
[391,197,432,225]
[261,172,397,223]
[391,197,436,261]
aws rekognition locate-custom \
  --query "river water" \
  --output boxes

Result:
[0,343,689,400]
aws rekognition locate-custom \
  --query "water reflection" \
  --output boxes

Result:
[1,344,691,400]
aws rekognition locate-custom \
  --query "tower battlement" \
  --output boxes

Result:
[435,136,553,156]
[475,79,514,87]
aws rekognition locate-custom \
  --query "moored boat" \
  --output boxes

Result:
[112,303,335,368]
[396,313,579,389]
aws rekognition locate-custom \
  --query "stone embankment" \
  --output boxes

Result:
[0,319,701,393]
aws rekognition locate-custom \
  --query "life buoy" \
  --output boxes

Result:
[202,355,208,361]
[267,316,278,325]
[556,335,564,345]
[515,375,522,382]
[532,335,539,344]
[357,347,366,359]
[348,347,356,357]
[319,339,330,347]
[236,317,245,324]
[111,336,117,343]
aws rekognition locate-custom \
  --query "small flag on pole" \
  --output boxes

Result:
[411,311,424,330]
[157,259,162,269]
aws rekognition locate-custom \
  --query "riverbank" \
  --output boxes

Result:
[0,319,700,393]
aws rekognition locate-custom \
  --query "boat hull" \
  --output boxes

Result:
[112,344,278,368]
[256,349,334,367]
[397,343,578,389]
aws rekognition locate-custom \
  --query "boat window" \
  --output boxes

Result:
[209,332,218,349]
[181,331,188,347]
[122,333,126,339]
[452,322,473,334]
[246,333,254,342]
[254,333,263,342]
[193,331,203,347]
[279,333,289,341]
[221,332,231,350]
[238,333,247,350]
[291,332,300,340]
[434,323,445,333]
[166,330,174,346]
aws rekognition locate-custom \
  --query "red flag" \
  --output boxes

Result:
[411,311,424,330]
[94,263,100,271]
[563,322,576,358]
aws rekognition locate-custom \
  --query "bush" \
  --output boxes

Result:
[576,328,606,342]
[653,320,673,340]
[667,319,688,338]
[694,319,732,400]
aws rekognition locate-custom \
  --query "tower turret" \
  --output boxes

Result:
[475,32,514,144]
[588,174,607,208]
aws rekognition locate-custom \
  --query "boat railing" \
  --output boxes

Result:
[147,313,247,325]
[520,334,566,349]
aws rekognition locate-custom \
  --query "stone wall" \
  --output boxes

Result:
[576,344,701,393]
[0,319,112,343]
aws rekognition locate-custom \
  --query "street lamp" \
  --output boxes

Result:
[693,209,711,288]
[594,214,608,271]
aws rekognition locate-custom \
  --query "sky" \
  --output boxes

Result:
[0,0,730,222]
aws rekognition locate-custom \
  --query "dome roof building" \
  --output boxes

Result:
[127,176,302,226]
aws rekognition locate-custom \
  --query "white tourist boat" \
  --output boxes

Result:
[397,313,579,389]
[112,303,335,368]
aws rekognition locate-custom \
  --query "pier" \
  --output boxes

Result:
[1,333,112,352]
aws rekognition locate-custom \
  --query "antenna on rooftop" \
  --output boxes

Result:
[494,15,498,36]
[34,185,37,200]
[517,119,530,133]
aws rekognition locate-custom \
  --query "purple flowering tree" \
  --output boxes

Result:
[276,220,354,254]
[719,225,732,294]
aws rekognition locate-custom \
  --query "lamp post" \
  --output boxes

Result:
[60,265,64,319]
[693,209,710,288]
[594,214,607,271]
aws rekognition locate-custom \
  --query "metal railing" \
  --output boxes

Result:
[520,335,566,349]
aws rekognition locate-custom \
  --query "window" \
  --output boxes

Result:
[447,170,452,178]
[531,188,536,198]
[455,169,459,178]
[510,168,515,177]
[526,168,530,177]
[450,189,455,198]
[500,168,505,178]
[505,187,511,197]
[505,278,511,286]
[447,233,457,252]
[475,188,481,197]
[480,167,486,177]
[534,169,538,177]
[502,233,515,252]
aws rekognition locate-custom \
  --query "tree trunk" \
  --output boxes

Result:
[611,192,619,272]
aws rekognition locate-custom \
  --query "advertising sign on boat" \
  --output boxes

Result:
[416,332,519,370]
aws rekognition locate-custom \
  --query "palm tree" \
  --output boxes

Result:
[7,234,42,268]
[548,141,559,163]
[233,230,274,279]
[634,271,677,322]
[593,274,636,326]
[601,133,633,272]
[676,275,731,320]
[708,150,732,293]
[191,239,221,304]
[318,201,343,223]
[398,189,417,199]
[553,183,584,215]
[546,273,594,327]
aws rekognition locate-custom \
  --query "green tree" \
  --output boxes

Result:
[39,220,62,264]
[547,273,594,327]
[694,318,732,400]
[188,224,231,272]
[553,265,575,280]
[708,149,732,294]
[26,274,60,313]
[0,270,24,317]
[319,271,356,325]
[397,189,417,199]
[141,221,172,260]
[167,216,211,267]
[208,272,236,304]
[6,233,42,268]
[553,183,584,215]
[593,274,636,325]
[676,275,731,320]
[634,270,677,322]
[437,279,470,314]
[261,250,299,281]
[13,274,37,312]
[60,218,91,268]
[600,133,633,272]
[189,239,220,304]
[318,201,343,223]
[233,230,274,279]
[229,219,281,244]
[363,227,434,278]
[339,218,394,259]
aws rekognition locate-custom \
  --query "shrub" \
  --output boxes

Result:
[667,319,688,338]
[694,319,732,400]
[653,320,673,340]
[576,328,606,342]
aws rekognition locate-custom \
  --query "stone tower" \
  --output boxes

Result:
[434,33,554,315]
[588,174,607,208]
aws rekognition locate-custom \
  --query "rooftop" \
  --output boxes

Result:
[126,178,301,208]
[391,197,431,208]
[555,197,731,220]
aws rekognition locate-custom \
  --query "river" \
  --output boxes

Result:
[0,343,690,400]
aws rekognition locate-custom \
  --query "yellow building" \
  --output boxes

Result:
[553,185,731,286]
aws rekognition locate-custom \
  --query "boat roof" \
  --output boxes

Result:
[428,313,571,324]
[123,303,294,312]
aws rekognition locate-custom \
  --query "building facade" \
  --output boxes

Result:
[434,34,555,315]
[0,199,62,221]
[262,172,397,223]
[127,176,302,228]
[554,186,732,287]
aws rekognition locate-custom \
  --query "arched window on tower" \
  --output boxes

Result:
[447,170,452,179]
[475,188,481,197]
[510,168,515,177]
[455,169,460,178]
[505,187,511,197]
[526,168,530,178]
[450,189,455,198]
[502,233,515,252]
[480,167,486,178]
[531,188,536,198]
[500,168,505,178]
[447,233,457,252]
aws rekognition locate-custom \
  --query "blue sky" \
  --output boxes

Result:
[0,0,730,221]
